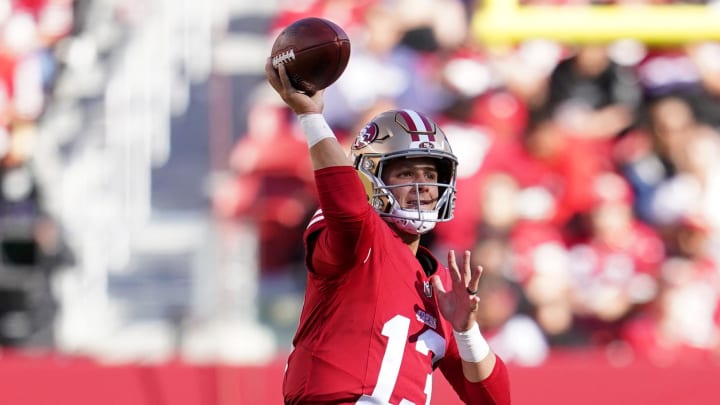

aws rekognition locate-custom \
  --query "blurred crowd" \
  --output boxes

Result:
[214,0,720,367]
[0,0,74,346]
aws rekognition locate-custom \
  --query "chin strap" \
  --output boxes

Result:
[385,208,438,235]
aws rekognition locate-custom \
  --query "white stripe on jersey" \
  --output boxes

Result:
[363,248,372,264]
[307,209,324,229]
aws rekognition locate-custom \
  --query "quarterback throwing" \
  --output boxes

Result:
[266,59,511,405]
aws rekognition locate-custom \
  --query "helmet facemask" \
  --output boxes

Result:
[380,177,455,235]
[350,109,459,235]
[356,152,457,235]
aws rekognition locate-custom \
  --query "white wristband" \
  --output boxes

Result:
[453,325,490,363]
[299,113,336,148]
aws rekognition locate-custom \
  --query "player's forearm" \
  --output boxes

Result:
[462,352,497,382]
[454,325,496,382]
[463,355,511,405]
[310,138,352,169]
[299,113,352,170]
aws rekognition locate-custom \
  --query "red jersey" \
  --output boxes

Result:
[283,166,510,405]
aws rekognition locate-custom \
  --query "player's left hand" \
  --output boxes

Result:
[430,250,483,332]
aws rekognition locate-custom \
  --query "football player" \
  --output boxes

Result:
[266,60,511,405]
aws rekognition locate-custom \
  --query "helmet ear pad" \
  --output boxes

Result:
[355,167,392,214]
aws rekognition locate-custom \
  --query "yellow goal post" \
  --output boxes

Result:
[472,0,720,45]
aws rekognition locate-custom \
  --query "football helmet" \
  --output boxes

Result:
[350,109,458,235]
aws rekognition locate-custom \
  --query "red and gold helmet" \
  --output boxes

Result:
[349,109,458,234]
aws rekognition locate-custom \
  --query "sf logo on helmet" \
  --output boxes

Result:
[410,132,437,149]
[352,122,380,150]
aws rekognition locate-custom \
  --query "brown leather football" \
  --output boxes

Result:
[270,17,351,95]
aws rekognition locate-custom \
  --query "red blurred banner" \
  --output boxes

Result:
[0,349,718,404]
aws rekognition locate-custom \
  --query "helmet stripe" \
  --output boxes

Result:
[417,111,433,131]
[399,109,433,133]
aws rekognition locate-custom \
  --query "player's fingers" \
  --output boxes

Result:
[276,63,295,91]
[447,250,462,284]
[462,250,472,285]
[265,58,281,89]
[430,275,447,294]
[470,294,480,311]
[467,265,483,296]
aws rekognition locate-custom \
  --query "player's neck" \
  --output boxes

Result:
[389,223,422,253]
[400,233,421,254]
[406,239,420,255]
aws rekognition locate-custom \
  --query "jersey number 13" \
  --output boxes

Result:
[357,315,446,405]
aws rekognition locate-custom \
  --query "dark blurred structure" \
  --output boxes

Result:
[0,0,75,347]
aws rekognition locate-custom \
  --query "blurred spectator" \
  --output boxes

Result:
[510,221,576,345]
[320,0,468,135]
[477,272,550,366]
[649,116,720,230]
[269,0,375,38]
[429,101,499,253]
[686,41,720,130]
[543,43,641,139]
[636,43,720,130]
[493,111,611,228]
[490,39,565,114]
[621,216,720,365]
[617,92,686,224]
[622,91,720,239]
[212,94,316,277]
[567,172,665,345]
[462,171,577,345]
[211,91,320,343]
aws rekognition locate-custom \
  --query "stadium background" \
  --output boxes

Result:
[0,0,719,403]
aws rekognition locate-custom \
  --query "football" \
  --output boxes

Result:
[270,17,351,95]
